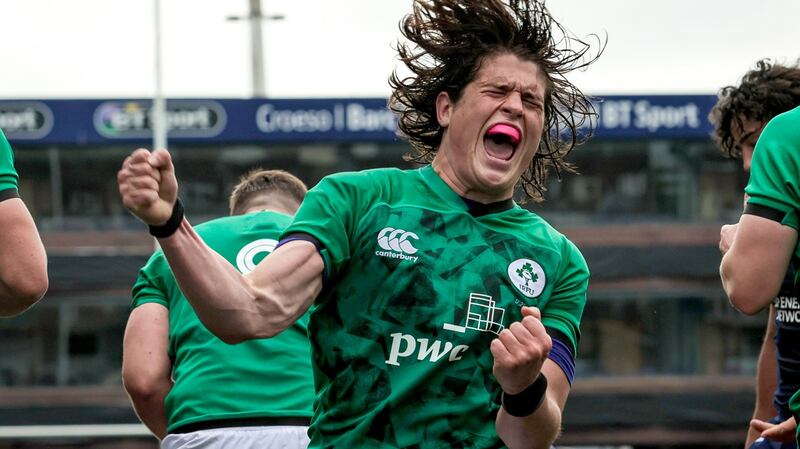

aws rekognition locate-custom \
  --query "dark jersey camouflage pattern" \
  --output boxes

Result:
[284,165,589,449]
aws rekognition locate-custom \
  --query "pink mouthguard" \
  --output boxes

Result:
[486,124,520,145]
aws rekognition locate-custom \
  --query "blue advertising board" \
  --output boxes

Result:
[0,95,717,146]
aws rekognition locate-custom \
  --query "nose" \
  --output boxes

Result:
[501,91,524,118]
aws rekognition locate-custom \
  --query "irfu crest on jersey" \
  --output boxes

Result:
[508,258,546,298]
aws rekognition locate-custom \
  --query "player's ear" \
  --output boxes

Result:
[435,92,453,128]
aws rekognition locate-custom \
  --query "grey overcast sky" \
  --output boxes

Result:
[1,0,798,99]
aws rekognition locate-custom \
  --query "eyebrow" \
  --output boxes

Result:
[481,79,543,98]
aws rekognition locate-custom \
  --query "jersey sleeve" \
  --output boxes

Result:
[281,172,368,280]
[539,239,589,355]
[745,110,800,230]
[0,129,20,197]
[131,251,170,310]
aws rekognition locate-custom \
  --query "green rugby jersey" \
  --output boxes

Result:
[0,129,19,199]
[284,165,589,449]
[746,105,800,260]
[131,211,315,433]
[753,106,800,441]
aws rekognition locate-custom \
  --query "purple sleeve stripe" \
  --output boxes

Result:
[548,336,575,386]
[276,233,328,288]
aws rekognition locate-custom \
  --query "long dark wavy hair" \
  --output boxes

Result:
[710,59,800,159]
[389,0,603,201]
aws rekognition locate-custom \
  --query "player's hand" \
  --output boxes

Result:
[719,223,738,255]
[118,148,178,226]
[751,416,797,443]
[490,306,551,394]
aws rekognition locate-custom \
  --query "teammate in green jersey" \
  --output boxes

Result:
[122,168,315,449]
[721,104,800,447]
[0,128,48,316]
[719,100,800,444]
[710,59,800,449]
[118,1,601,447]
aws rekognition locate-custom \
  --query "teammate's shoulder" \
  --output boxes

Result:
[194,215,234,233]
[196,211,291,233]
[764,105,800,138]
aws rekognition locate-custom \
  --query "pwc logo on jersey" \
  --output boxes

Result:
[385,333,469,366]
[385,293,508,366]
[508,258,546,298]
[236,239,278,274]
[375,227,419,263]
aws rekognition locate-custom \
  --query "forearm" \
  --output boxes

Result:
[746,314,779,448]
[754,327,778,420]
[496,393,561,449]
[157,219,271,342]
[128,381,172,439]
[158,219,322,343]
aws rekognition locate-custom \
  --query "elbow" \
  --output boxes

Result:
[215,318,284,345]
[122,370,168,402]
[123,375,159,402]
[199,285,295,345]
[222,290,294,344]
[727,290,768,316]
[721,267,771,316]
[0,272,49,317]
[200,314,282,345]
[191,319,249,345]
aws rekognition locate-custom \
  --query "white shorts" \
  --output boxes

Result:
[161,425,310,449]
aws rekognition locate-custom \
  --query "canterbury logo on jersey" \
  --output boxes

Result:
[375,227,419,262]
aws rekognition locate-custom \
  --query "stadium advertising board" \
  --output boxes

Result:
[0,96,717,146]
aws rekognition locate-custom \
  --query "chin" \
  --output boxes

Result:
[477,174,514,195]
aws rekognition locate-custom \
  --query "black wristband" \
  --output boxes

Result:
[501,374,548,417]
[148,198,184,238]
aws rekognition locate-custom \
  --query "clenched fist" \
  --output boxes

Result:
[118,148,179,226]
[491,306,552,394]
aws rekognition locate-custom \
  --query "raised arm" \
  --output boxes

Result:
[0,197,48,316]
[493,307,566,449]
[118,149,323,343]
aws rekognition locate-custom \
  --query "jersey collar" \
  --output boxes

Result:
[419,165,516,217]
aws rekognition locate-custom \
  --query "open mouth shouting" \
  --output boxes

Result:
[484,123,521,161]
